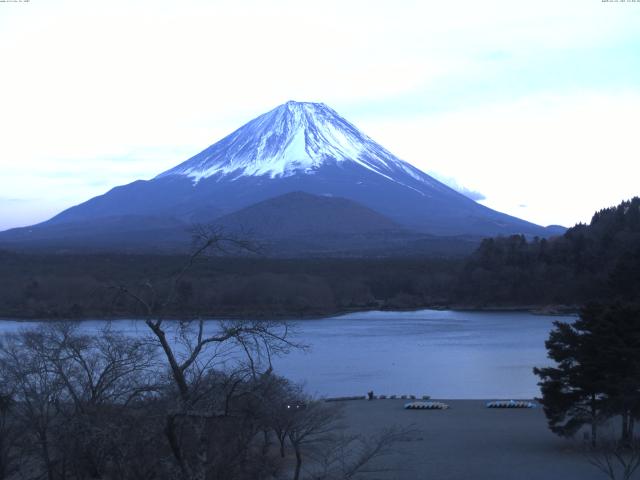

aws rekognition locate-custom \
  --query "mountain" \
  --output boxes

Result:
[0,215,192,253]
[0,101,560,253]
[213,191,478,256]
[216,191,402,237]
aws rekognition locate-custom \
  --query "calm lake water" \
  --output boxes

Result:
[0,310,574,399]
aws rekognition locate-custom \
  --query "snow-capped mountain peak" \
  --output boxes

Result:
[157,101,430,184]
[2,101,553,246]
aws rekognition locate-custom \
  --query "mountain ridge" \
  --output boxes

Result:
[0,101,563,253]
[215,190,403,237]
[156,101,445,193]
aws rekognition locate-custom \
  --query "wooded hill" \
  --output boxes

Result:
[0,197,638,319]
[456,197,640,307]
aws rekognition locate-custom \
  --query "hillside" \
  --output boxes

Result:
[1,198,636,320]
[456,197,640,306]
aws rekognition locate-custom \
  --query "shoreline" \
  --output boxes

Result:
[323,396,540,402]
[0,304,579,322]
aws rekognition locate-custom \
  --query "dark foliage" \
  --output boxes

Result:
[535,303,640,446]
[457,197,640,307]
[0,254,460,319]
[1,197,639,319]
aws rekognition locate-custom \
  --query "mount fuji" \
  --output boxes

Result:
[0,101,561,254]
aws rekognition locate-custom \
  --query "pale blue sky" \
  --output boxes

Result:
[1,0,639,230]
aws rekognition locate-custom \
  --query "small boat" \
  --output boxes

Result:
[486,400,535,409]
[404,401,449,410]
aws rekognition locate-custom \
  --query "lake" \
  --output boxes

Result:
[0,310,574,399]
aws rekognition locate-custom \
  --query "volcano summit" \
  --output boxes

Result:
[158,101,438,184]
[0,101,560,253]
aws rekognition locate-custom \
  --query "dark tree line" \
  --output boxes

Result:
[0,195,637,323]
[0,254,459,320]
[530,199,640,479]
[457,197,640,307]
[2,197,639,319]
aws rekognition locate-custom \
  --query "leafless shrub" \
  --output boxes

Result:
[0,322,161,480]
[311,427,414,480]
[586,438,640,480]
[0,391,20,480]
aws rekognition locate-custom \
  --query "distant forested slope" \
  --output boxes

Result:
[455,197,640,306]
[1,198,638,319]
[0,254,460,319]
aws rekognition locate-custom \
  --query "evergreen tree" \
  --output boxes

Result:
[535,303,640,446]
[534,314,608,446]
[587,304,640,443]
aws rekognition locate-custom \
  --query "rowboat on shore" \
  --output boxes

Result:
[404,401,449,410]
[486,400,535,408]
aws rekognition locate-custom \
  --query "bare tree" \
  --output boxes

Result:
[286,400,344,480]
[586,439,640,480]
[277,395,411,480]
[26,323,159,411]
[311,428,412,480]
[46,323,159,479]
[0,322,161,480]
[0,392,20,480]
[0,331,65,480]
[256,375,305,459]
[113,225,301,480]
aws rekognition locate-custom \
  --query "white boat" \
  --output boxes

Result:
[404,401,449,410]
[486,400,535,409]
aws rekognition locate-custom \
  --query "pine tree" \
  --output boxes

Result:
[534,314,608,446]
[534,303,640,446]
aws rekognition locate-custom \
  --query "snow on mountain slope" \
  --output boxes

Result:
[0,100,557,249]
[157,101,444,195]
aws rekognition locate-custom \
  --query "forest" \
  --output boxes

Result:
[0,197,639,320]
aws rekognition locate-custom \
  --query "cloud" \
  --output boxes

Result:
[427,172,487,202]
[459,188,487,202]
[360,91,640,228]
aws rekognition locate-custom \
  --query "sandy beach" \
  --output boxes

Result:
[338,399,606,480]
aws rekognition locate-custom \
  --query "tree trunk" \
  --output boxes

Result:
[146,321,189,400]
[0,435,6,480]
[262,430,271,456]
[293,445,302,480]
[165,415,188,476]
[622,411,630,444]
[591,397,598,448]
[40,435,55,480]
[194,419,208,480]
